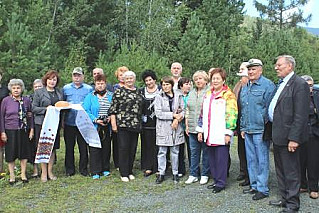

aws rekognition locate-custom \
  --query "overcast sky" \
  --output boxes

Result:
[243,0,318,28]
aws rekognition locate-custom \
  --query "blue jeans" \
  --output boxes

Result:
[189,133,210,177]
[245,133,270,195]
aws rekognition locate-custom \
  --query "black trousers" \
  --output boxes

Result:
[178,131,190,175]
[141,128,158,172]
[300,133,319,192]
[111,131,119,168]
[89,127,111,175]
[64,125,88,176]
[274,144,300,211]
[117,129,138,177]
[237,133,249,180]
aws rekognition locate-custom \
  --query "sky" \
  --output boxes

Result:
[243,0,319,28]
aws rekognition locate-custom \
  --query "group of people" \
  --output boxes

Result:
[0,55,318,213]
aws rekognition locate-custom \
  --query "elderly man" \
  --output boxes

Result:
[171,62,182,89]
[240,59,276,200]
[268,55,310,212]
[63,67,93,176]
[91,68,113,91]
[233,62,250,186]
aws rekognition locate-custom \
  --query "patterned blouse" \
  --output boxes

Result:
[109,87,143,132]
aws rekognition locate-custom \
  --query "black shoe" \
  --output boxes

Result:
[252,192,268,200]
[236,174,245,181]
[207,183,216,189]
[156,175,164,184]
[9,180,16,186]
[269,200,286,207]
[243,188,257,194]
[22,179,29,184]
[212,186,225,193]
[173,175,179,183]
[66,173,75,177]
[280,207,298,213]
[239,180,250,186]
[80,172,89,177]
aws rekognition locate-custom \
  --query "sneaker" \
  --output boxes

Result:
[128,174,135,180]
[185,176,199,184]
[173,175,179,184]
[102,171,110,177]
[178,173,184,177]
[121,177,129,182]
[92,174,100,180]
[199,176,209,185]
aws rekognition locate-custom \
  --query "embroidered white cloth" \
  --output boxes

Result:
[35,104,100,163]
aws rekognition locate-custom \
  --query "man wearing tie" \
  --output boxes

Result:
[268,55,310,212]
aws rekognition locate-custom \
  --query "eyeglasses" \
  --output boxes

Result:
[308,84,314,88]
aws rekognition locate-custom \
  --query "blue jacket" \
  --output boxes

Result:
[240,75,275,134]
[82,91,113,129]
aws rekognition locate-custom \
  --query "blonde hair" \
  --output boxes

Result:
[192,70,209,83]
[115,66,129,78]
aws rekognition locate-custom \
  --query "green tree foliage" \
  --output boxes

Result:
[254,0,312,29]
[96,42,170,86]
[0,0,318,90]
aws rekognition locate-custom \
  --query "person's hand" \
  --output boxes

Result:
[1,132,7,142]
[198,132,203,142]
[288,141,299,152]
[185,127,189,136]
[171,119,179,130]
[241,131,245,139]
[225,135,231,145]
[96,120,106,126]
[112,124,118,132]
[27,111,32,118]
[29,129,34,141]
[173,113,183,122]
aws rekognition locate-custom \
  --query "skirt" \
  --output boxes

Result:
[5,129,31,162]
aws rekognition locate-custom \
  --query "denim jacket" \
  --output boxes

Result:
[240,75,275,134]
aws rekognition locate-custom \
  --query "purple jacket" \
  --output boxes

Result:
[0,96,34,132]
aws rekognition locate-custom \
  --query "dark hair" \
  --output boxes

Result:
[178,77,191,89]
[141,69,157,82]
[161,76,174,88]
[209,68,227,82]
[94,74,106,82]
[42,70,60,87]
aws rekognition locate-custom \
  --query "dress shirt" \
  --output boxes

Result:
[268,71,294,122]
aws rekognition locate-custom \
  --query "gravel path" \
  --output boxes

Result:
[113,145,319,213]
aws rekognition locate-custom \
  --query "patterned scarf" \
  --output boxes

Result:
[12,96,28,130]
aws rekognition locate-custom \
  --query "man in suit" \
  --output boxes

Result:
[268,55,310,212]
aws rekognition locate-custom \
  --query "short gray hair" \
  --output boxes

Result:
[33,79,42,85]
[301,75,313,82]
[8,79,25,92]
[277,55,296,69]
[123,70,136,79]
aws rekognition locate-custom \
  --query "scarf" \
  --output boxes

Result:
[12,96,27,131]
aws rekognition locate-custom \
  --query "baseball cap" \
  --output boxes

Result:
[72,67,83,75]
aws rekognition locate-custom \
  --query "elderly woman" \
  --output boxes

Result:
[83,74,113,180]
[32,70,63,182]
[140,70,160,177]
[299,75,319,199]
[109,71,143,182]
[154,76,185,184]
[185,71,210,185]
[28,79,43,178]
[111,66,129,170]
[0,79,34,185]
[0,71,9,178]
[197,68,237,193]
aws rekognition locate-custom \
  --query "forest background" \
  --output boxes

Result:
[0,0,318,91]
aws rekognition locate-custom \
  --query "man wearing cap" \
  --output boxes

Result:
[240,59,276,200]
[233,62,250,187]
[268,55,310,212]
[63,67,93,176]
